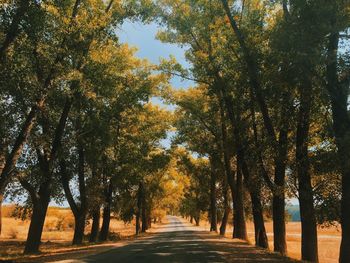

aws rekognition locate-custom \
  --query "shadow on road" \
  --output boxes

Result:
[80,229,296,263]
[45,217,298,263]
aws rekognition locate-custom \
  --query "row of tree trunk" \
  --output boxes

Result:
[136,181,150,234]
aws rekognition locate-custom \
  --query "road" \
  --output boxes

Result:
[53,216,297,263]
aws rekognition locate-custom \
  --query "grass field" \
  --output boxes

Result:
[0,205,136,260]
[199,220,340,263]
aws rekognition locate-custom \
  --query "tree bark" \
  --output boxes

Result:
[23,189,50,254]
[72,213,86,245]
[250,96,278,250]
[209,156,218,232]
[99,204,111,241]
[135,210,140,235]
[241,157,268,248]
[71,130,87,245]
[0,195,2,236]
[99,181,112,241]
[141,182,147,233]
[194,213,200,226]
[216,88,241,239]
[89,207,100,243]
[273,129,288,255]
[326,31,350,263]
[296,80,318,262]
[250,191,268,248]
[233,154,247,240]
[60,140,87,245]
[147,213,152,229]
[136,182,142,235]
[21,95,71,253]
[60,159,84,245]
[216,83,247,240]
[220,180,230,236]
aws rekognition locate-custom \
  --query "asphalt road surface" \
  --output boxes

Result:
[54,216,297,263]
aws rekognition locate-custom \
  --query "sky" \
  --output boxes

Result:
[119,21,193,149]
[119,21,193,89]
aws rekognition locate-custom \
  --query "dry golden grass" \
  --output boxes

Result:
[251,221,341,263]
[0,205,137,260]
[197,219,340,263]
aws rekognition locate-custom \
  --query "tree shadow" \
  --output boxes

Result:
[81,230,297,263]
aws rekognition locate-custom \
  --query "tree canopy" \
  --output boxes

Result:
[0,1,349,263]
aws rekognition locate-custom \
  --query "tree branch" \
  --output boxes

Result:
[59,159,79,216]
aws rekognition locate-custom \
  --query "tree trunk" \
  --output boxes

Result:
[136,182,142,235]
[233,153,247,240]
[72,212,86,245]
[141,183,147,233]
[216,86,247,240]
[147,214,152,229]
[296,82,318,262]
[60,139,87,246]
[71,142,87,245]
[272,193,286,254]
[250,191,268,248]
[326,31,350,263]
[99,180,112,241]
[24,196,49,254]
[338,126,350,263]
[241,157,268,248]
[224,151,237,239]
[135,210,141,235]
[273,129,288,255]
[248,98,273,249]
[209,157,218,232]
[89,208,100,243]
[0,194,2,236]
[220,182,230,236]
[23,96,72,253]
[339,158,350,263]
[194,213,200,226]
[190,216,193,224]
[99,204,111,241]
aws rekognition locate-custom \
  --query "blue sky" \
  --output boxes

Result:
[119,21,193,149]
[119,21,193,89]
